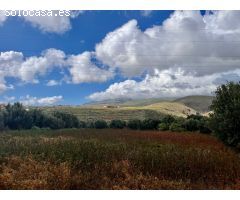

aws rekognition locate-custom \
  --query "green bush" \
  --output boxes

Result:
[94,120,108,129]
[109,120,126,129]
[184,119,200,132]
[158,123,169,131]
[127,119,141,130]
[169,122,185,132]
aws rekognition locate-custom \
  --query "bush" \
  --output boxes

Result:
[169,122,185,132]
[158,123,169,131]
[184,119,200,132]
[109,120,126,129]
[199,118,212,134]
[94,120,108,129]
[127,119,141,130]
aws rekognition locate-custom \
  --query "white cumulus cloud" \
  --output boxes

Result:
[68,51,114,83]
[88,68,240,101]
[95,11,240,77]
[20,95,63,106]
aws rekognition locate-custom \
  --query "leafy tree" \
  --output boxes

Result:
[53,111,79,128]
[210,82,240,147]
[4,103,33,129]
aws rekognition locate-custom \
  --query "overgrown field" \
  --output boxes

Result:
[0,129,239,189]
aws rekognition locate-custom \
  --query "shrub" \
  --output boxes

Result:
[127,119,141,130]
[158,123,169,131]
[199,118,212,134]
[184,119,200,132]
[109,120,126,129]
[169,122,185,132]
[94,120,108,129]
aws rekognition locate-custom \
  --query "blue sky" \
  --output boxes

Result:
[0,10,240,105]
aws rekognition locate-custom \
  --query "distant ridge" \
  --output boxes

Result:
[84,97,175,107]
[174,95,214,112]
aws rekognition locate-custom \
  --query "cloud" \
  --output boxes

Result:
[18,48,66,83]
[20,95,63,106]
[0,49,114,93]
[46,80,61,86]
[95,11,240,77]
[88,68,240,101]
[68,51,114,83]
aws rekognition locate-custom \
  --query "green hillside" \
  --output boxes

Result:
[174,96,214,112]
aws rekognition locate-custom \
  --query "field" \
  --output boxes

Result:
[0,129,239,189]
[43,102,196,121]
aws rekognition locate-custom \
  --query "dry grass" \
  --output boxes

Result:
[0,129,239,189]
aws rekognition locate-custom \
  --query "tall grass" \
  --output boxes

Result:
[0,129,239,189]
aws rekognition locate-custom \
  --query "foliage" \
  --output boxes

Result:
[158,123,169,131]
[139,119,160,130]
[0,103,81,130]
[127,119,142,130]
[210,82,240,147]
[94,120,108,129]
[169,122,185,132]
[109,120,126,129]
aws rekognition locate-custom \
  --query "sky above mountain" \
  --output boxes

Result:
[0,10,240,105]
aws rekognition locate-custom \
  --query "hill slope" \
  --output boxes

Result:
[174,96,214,112]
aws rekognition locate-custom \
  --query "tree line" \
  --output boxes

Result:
[0,102,211,134]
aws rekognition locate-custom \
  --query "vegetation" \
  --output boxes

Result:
[210,82,240,148]
[0,129,239,189]
[0,102,212,134]
[0,103,81,130]
[109,120,126,129]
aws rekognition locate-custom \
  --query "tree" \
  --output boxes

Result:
[210,82,240,147]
